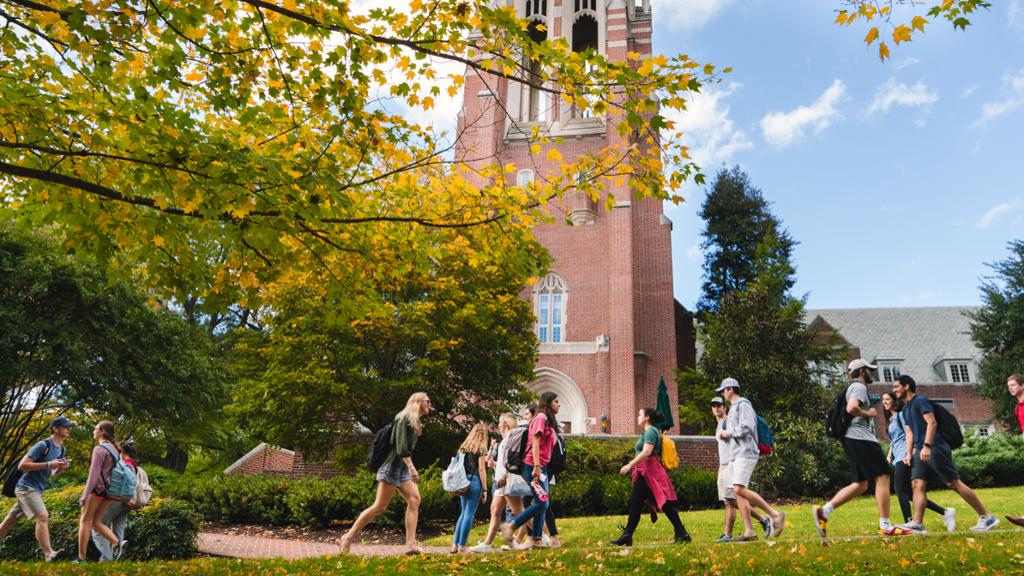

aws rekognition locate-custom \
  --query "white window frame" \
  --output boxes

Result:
[535,273,568,344]
[879,363,902,383]
[946,362,971,383]
[517,169,535,188]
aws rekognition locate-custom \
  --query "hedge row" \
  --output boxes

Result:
[167,463,718,527]
[0,486,199,561]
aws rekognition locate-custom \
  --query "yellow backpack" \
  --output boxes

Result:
[660,432,679,470]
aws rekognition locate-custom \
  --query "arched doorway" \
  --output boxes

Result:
[527,367,589,434]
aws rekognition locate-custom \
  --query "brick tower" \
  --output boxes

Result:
[456,0,679,434]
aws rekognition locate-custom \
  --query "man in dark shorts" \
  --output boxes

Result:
[813,359,909,537]
[894,375,998,533]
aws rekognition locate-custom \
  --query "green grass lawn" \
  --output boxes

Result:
[3,487,1023,575]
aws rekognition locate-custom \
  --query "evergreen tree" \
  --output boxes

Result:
[697,166,796,313]
[968,240,1024,428]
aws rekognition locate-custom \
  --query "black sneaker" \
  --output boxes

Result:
[114,539,129,560]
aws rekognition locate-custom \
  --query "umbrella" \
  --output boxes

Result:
[655,376,674,432]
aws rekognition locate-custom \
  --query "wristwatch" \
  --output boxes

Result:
[924,442,932,448]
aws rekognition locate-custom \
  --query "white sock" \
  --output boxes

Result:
[822,503,834,518]
[880,518,891,530]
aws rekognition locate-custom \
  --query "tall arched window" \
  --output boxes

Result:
[570,5,598,119]
[524,18,547,121]
[535,272,568,343]
[517,169,535,187]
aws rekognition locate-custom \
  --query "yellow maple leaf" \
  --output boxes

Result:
[153,235,166,248]
[892,25,912,45]
[546,148,562,164]
[864,27,879,45]
[36,11,62,26]
[879,42,890,61]
[911,16,928,32]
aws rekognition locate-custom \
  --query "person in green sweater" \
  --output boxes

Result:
[339,392,432,555]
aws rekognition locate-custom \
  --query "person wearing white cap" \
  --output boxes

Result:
[812,359,909,537]
[715,379,785,541]
[711,396,770,543]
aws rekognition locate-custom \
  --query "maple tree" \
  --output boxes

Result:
[0,0,715,307]
[836,0,991,61]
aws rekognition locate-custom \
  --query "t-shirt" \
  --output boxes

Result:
[844,381,878,443]
[523,413,555,467]
[1015,398,1024,433]
[462,451,483,477]
[888,413,908,462]
[904,394,947,449]
[16,439,65,493]
[634,426,662,456]
[716,420,732,466]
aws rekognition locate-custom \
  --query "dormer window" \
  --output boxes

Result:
[879,363,902,383]
[947,362,971,383]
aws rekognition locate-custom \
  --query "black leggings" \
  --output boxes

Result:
[624,478,685,536]
[894,461,945,523]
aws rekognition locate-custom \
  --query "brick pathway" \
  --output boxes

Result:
[198,532,448,559]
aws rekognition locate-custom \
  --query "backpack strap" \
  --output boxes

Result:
[99,443,121,461]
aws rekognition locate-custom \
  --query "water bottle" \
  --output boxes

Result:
[532,479,549,502]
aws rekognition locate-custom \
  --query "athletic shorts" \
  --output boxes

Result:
[717,464,735,500]
[841,437,890,483]
[3,488,47,521]
[729,457,758,488]
[911,444,959,484]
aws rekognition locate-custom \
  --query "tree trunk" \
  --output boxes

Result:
[164,439,189,473]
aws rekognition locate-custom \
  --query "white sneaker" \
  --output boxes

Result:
[468,542,495,554]
[512,539,534,551]
[943,508,956,532]
[897,522,927,534]
[970,515,999,532]
[541,535,552,547]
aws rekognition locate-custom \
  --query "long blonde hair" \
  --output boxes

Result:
[458,422,490,455]
[397,392,427,436]
[498,413,517,435]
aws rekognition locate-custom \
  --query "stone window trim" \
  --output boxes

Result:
[534,272,568,343]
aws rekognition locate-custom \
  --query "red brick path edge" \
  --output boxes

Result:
[198,532,449,559]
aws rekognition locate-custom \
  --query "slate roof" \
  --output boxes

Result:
[805,307,982,384]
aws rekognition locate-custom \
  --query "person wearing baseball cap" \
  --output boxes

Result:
[711,396,770,543]
[715,379,786,541]
[812,359,910,537]
[0,416,74,561]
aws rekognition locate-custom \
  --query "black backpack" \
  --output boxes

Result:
[504,425,530,475]
[546,434,567,476]
[931,401,964,450]
[825,384,854,439]
[367,423,394,472]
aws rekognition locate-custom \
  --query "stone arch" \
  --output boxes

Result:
[527,367,588,434]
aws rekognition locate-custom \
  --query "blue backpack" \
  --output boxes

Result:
[755,415,775,456]
[99,444,138,502]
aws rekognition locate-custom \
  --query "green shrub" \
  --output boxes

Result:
[954,433,1024,488]
[563,437,634,475]
[0,486,198,561]
[750,414,848,498]
[669,465,718,509]
[173,474,293,524]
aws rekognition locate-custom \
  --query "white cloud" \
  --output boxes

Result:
[760,79,846,148]
[900,290,937,305]
[962,84,979,99]
[668,82,753,171]
[975,198,1024,229]
[686,243,703,263]
[657,0,735,31]
[865,78,938,117]
[1010,1,1024,32]
[970,67,1024,128]
[893,57,921,71]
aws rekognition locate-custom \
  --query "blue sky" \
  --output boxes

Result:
[656,0,1024,310]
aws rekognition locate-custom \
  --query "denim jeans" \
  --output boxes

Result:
[453,474,482,547]
[512,464,549,541]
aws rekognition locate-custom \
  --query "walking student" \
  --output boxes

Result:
[610,408,691,546]
[894,375,998,533]
[711,397,771,543]
[451,423,489,554]
[882,392,954,530]
[78,421,127,562]
[0,416,73,561]
[500,392,559,550]
[469,414,526,553]
[339,392,433,555]
[716,379,785,540]
[92,441,139,561]
[813,359,908,537]
[1007,374,1024,528]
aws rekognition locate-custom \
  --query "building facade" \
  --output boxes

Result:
[455,0,686,435]
[807,307,997,438]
